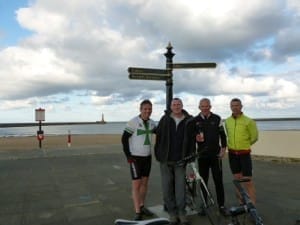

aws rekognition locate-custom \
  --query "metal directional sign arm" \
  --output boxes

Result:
[128,67,169,74]
[128,73,170,81]
[172,62,217,69]
[128,67,171,81]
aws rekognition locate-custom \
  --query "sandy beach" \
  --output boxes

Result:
[0,131,299,160]
[252,130,300,159]
[0,134,122,151]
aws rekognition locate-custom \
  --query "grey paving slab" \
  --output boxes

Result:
[0,146,299,225]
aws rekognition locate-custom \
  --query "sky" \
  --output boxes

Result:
[0,0,300,123]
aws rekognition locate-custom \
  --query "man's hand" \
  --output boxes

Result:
[127,157,136,164]
[196,133,204,142]
[218,147,226,158]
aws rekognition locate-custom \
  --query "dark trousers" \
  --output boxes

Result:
[160,162,186,217]
[198,156,225,207]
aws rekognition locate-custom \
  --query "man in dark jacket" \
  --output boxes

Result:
[154,98,192,225]
[185,98,229,216]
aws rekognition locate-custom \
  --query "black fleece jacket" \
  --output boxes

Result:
[185,112,227,157]
[154,109,192,162]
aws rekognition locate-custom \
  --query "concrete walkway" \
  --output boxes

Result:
[0,145,299,225]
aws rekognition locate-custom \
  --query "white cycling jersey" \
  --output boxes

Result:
[124,116,156,157]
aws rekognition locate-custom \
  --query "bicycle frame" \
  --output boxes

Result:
[186,161,215,208]
[182,154,219,225]
[228,179,263,225]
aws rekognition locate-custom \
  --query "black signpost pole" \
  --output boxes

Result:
[38,121,42,148]
[164,43,175,112]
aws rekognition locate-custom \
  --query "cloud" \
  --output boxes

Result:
[0,98,36,110]
[0,46,83,99]
[272,26,300,61]
[0,0,299,121]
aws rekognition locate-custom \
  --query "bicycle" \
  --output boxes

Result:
[178,153,220,225]
[228,178,263,225]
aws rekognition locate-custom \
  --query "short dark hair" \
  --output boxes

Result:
[140,99,152,108]
[231,98,242,104]
[199,98,211,105]
[172,97,183,104]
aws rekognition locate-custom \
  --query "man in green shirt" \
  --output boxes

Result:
[225,98,258,204]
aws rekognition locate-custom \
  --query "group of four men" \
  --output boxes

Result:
[121,97,258,225]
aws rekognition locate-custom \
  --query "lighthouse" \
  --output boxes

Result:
[97,113,107,124]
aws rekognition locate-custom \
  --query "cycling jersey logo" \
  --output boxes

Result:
[137,122,152,145]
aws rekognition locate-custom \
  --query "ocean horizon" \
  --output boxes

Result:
[1,119,300,137]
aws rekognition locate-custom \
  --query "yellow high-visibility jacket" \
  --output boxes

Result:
[225,113,258,151]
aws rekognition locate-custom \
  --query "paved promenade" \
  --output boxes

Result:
[0,145,299,225]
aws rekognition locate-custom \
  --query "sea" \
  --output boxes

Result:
[0,119,300,137]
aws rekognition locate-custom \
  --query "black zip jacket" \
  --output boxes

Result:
[154,109,192,162]
[185,112,227,158]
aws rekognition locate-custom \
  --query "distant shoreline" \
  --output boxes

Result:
[1,117,300,128]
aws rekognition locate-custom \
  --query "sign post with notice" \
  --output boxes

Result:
[35,108,45,149]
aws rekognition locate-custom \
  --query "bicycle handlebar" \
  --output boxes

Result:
[176,152,200,166]
[233,179,264,225]
[234,178,251,183]
[177,149,219,165]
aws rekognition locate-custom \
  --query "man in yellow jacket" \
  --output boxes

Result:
[225,98,258,204]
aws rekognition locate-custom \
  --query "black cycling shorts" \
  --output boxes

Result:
[228,152,253,177]
[129,155,152,180]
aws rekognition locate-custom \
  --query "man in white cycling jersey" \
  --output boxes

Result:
[122,99,156,221]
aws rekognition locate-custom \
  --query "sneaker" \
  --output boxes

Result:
[140,205,154,216]
[179,215,191,225]
[181,221,191,225]
[134,213,142,221]
[169,215,178,225]
[219,206,230,217]
[163,204,168,212]
[198,207,206,216]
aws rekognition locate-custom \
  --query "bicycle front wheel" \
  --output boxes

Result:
[186,180,202,212]
[196,180,221,225]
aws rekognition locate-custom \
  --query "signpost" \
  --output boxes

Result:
[128,43,217,111]
[35,108,45,149]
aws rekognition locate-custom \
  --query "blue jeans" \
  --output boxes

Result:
[160,162,186,217]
